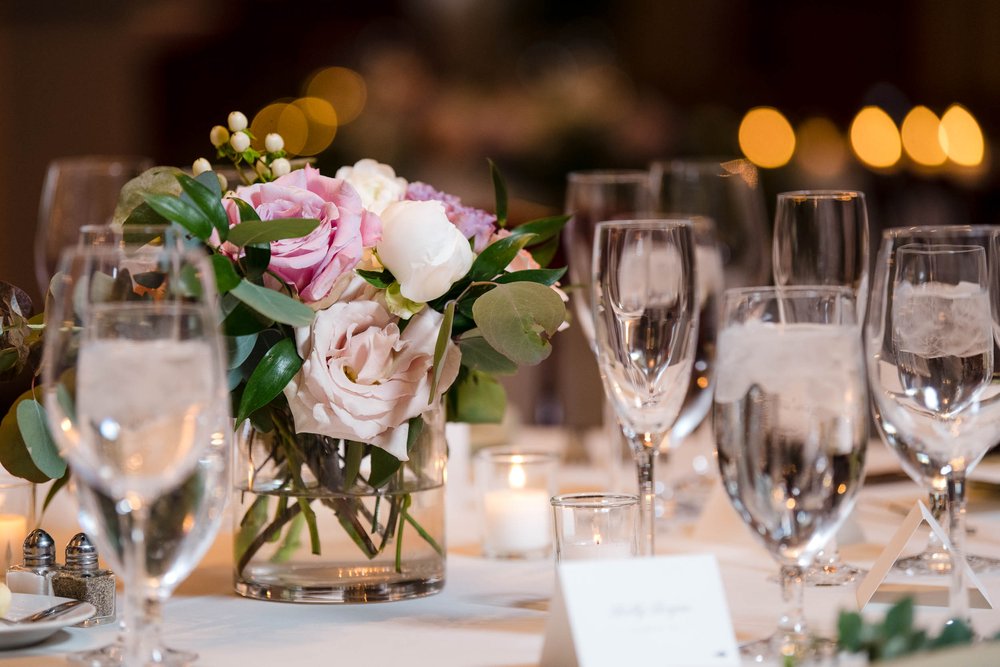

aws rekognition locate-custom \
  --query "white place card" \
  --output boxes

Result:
[856,500,993,610]
[540,554,739,667]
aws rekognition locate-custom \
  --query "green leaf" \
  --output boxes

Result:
[356,269,395,290]
[528,235,560,267]
[143,193,213,241]
[17,400,66,479]
[457,332,519,375]
[122,201,169,229]
[195,169,223,198]
[177,173,229,241]
[472,282,565,366]
[488,159,508,228]
[509,215,569,244]
[343,442,365,488]
[467,233,534,282]
[495,267,567,286]
[0,388,51,483]
[211,255,241,293]
[114,166,183,225]
[430,300,455,402]
[42,472,70,515]
[236,338,302,424]
[226,333,258,370]
[232,198,261,223]
[883,596,914,639]
[405,416,424,456]
[231,280,314,328]
[235,495,270,562]
[447,369,506,423]
[929,619,974,648]
[226,218,322,247]
[270,512,305,563]
[222,299,274,336]
[837,611,863,652]
[368,446,402,488]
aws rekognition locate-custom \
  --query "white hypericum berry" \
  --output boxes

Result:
[229,131,251,153]
[192,158,212,175]
[264,133,284,153]
[271,157,291,177]
[209,125,229,147]
[228,111,248,132]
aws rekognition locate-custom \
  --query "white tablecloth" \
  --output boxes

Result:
[3,429,1000,665]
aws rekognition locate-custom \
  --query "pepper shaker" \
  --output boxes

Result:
[51,533,116,627]
[6,529,59,595]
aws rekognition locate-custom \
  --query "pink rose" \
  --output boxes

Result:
[283,300,461,460]
[224,165,381,304]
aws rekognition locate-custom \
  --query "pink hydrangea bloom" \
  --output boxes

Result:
[405,182,496,252]
[223,165,381,304]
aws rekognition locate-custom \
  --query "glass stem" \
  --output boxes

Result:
[946,471,970,625]
[926,490,948,556]
[633,441,658,556]
[122,500,154,665]
[777,564,808,652]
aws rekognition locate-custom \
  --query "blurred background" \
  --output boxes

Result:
[2,0,1000,428]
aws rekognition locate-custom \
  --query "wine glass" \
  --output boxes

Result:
[867,229,1000,626]
[714,286,867,661]
[772,190,869,586]
[590,219,698,555]
[649,158,767,507]
[35,156,153,293]
[42,241,228,665]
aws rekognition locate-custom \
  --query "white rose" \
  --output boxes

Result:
[335,159,407,215]
[283,301,461,460]
[377,200,474,303]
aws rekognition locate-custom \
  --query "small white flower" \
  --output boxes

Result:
[209,125,229,148]
[271,157,291,177]
[229,131,251,153]
[228,111,248,132]
[192,158,212,175]
[264,133,284,153]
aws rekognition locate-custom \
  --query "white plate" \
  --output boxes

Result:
[0,593,96,650]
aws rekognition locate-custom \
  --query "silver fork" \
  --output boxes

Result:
[0,599,87,625]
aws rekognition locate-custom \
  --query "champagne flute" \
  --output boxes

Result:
[867,230,1000,626]
[35,156,153,293]
[714,286,867,661]
[772,190,869,586]
[591,219,698,555]
[42,242,228,665]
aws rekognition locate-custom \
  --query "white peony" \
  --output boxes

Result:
[377,200,474,303]
[335,159,407,215]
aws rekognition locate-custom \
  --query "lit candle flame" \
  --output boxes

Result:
[508,462,526,489]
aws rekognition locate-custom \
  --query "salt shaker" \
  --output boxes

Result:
[6,529,59,595]
[51,533,116,627]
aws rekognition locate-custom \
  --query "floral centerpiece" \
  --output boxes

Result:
[1,111,568,602]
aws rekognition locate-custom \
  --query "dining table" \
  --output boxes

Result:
[3,424,1000,666]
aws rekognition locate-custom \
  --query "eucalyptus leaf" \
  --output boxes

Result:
[488,159,508,228]
[457,333,519,375]
[236,338,302,424]
[113,166,183,225]
[0,387,50,483]
[194,169,223,198]
[227,333,258,370]
[17,399,66,479]
[211,255,241,293]
[177,173,229,241]
[447,369,506,423]
[227,218,322,247]
[231,280,314,328]
[466,233,533,283]
[144,193,213,241]
[121,202,169,230]
[368,446,402,488]
[472,282,565,366]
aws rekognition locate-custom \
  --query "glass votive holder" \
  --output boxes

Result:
[0,473,34,572]
[475,448,558,559]
[551,492,639,562]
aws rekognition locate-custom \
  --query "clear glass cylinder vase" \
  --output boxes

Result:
[233,405,447,603]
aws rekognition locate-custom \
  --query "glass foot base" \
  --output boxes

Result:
[896,551,1000,576]
[740,632,835,664]
[68,643,197,666]
[805,561,864,587]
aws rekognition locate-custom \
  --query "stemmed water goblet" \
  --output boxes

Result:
[590,219,698,555]
[772,190,869,585]
[714,286,867,661]
[867,229,1000,626]
[42,240,229,665]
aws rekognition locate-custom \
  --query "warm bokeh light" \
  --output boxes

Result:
[901,106,946,166]
[738,107,795,168]
[251,102,308,156]
[305,66,367,126]
[939,104,984,167]
[849,106,901,169]
[794,116,848,179]
[292,96,338,156]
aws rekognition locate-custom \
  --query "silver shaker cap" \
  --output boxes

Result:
[22,529,55,567]
[64,533,99,571]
